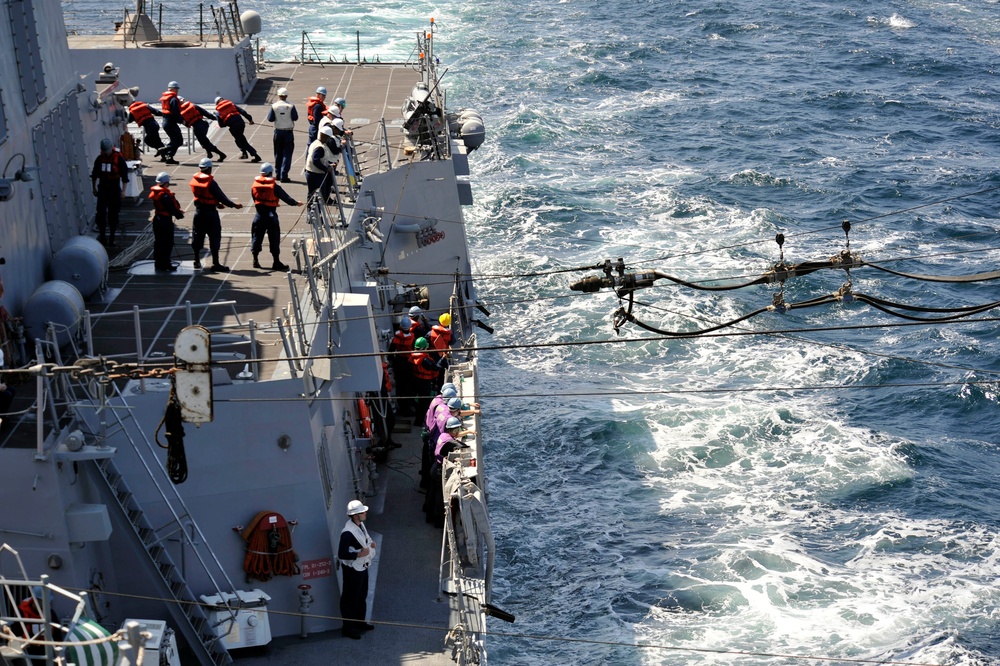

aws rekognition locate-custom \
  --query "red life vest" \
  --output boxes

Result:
[95,150,123,180]
[306,96,326,122]
[149,185,180,216]
[17,598,41,638]
[160,90,178,114]
[429,325,452,353]
[179,100,202,127]
[189,172,219,206]
[216,98,239,124]
[410,352,439,380]
[251,176,280,207]
[130,101,154,124]
[382,360,393,392]
[391,329,415,352]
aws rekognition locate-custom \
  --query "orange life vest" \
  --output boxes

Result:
[382,360,393,392]
[410,351,439,380]
[391,329,414,352]
[189,172,219,206]
[95,150,123,180]
[357,399,373,438]
[216,98,239,124]
[160,90,178,114]
[149,185,180,216]
[179,100,202,127]
[17,598,41,638]
[429,325,452,353]
[251,175,280,207]
[306,96,326,122]
[130,101,154,124]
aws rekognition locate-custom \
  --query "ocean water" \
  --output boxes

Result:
[65,0,1000,664]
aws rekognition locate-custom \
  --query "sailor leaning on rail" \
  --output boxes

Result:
[304,125,343,205]
[339,500,377,640]
[424,417,476,528]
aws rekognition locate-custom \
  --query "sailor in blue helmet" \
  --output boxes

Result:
[90,137,129,246]
[338,499,376,639]
[214,96,261,162]
[148,172,184,272]
[424,416,475,527]
[250,162,303,271]
[189,157,243,271]
[159,81,184,164]
[306,86,328,147]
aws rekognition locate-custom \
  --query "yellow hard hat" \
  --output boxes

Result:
[439,312,451,327]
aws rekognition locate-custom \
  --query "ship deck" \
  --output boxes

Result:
[1,62,459,665]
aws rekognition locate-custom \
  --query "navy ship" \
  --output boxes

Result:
[0,1,499,663]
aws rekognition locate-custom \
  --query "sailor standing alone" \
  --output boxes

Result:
[338,500,376,639]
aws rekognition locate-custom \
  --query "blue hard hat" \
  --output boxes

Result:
[441,386,457,399]
[99,138,113,153]
[409,306,422,316]
[155,172,170,185]
[447,397,462,410]
[445,416,463,430]
[316,86,327,95]
[168,81,180,89]
[260,162,274,175]
[334,97,346,108]
[198,157,213,169]
[400,316,412,329]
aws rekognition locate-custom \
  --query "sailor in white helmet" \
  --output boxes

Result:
[338,500,376,639]
[304,125,342,204]
[266,87,298,182]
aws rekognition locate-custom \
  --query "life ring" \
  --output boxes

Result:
[358,399,373,439]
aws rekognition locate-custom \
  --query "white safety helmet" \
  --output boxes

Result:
[316,86,327,95]
[276,87,288,97]
[214,96,223,104]
[320,126,334,138]
[332,118,345,131]
[409,306,422,317]
[198,157,213,170]
[260,162,274,176]
[347,499,368,516]
[155,172,171,185]
[445,416,463,431]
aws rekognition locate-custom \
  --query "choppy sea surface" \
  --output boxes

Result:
[66,0,1000,663]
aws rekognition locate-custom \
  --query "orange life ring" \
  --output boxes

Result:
[358,399,373,439]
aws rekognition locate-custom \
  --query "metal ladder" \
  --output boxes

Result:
[93,457,234,665]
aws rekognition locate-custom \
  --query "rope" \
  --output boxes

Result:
[154,386,187,484]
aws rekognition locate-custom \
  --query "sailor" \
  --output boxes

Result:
[214,96,261,162]
[189,157,243,271]
[330,96,347,119]
[159,81,183,164]
[250,162,302,271]
[125,92,166,159]
[420,383,457,488]
[338,500,376,640]
[148,172,184,272]
[429,312,453,358]
[304,125,342,204]
[409,337,440,419]
[305,86,327,147]
[266,87,298,182]
[408,306,432,340]
[179,98,227,162]
[388,316,416,416]
[424,416,475,527]
[90,138,128,247]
